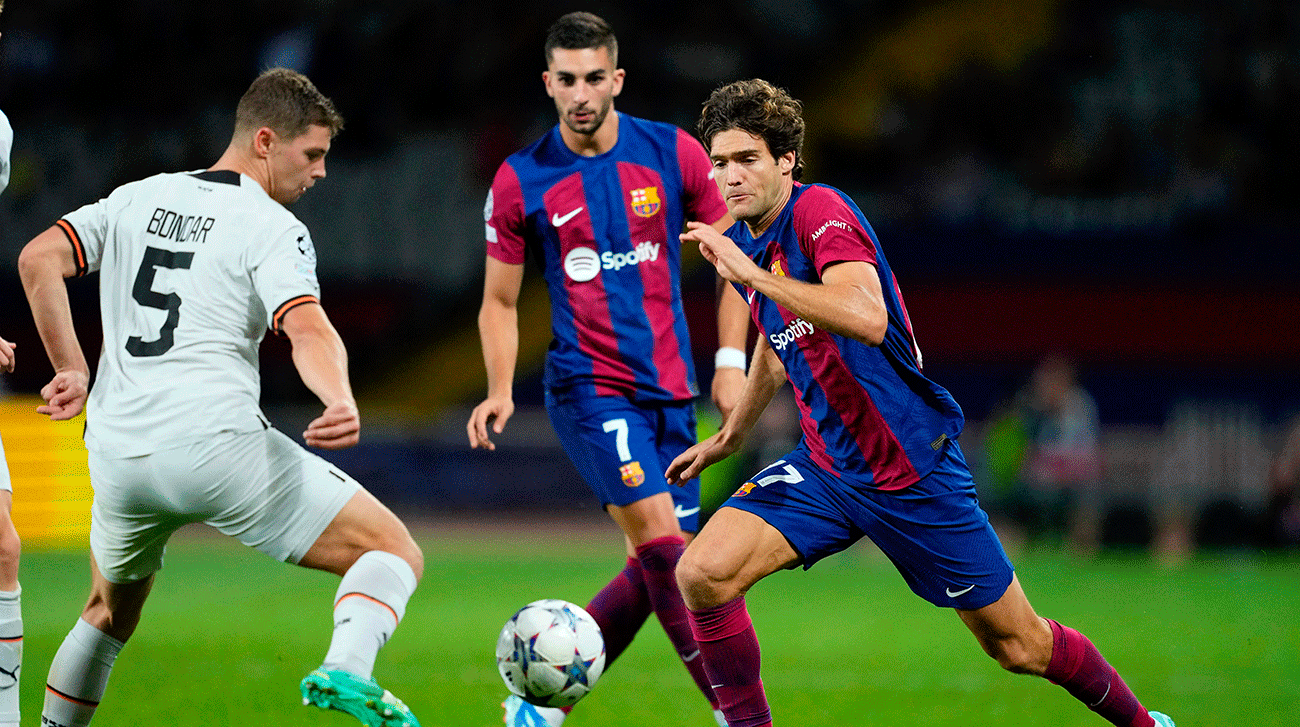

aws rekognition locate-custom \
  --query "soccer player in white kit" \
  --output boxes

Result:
[18,68,424,727]
[0,100,26,727]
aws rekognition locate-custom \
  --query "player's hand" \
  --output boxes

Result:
[711,366,746,423]
[0,337,15,374]
[305,400,360,449]
[681,221,761,286]
[666,431,741,485]
[468,395,514,450]
[37,369,89,420]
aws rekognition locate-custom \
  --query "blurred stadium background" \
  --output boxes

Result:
[1,1,1298,724]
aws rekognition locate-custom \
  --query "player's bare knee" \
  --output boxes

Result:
[675,549,737,609]
[0,528,20,580]
[393,537,424,582]
[986,635,1045,675]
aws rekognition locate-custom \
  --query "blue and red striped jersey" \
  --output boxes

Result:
[730,183,964,489]
[486,113,728,402]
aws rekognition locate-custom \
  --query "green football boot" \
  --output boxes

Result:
[300,668,421,727]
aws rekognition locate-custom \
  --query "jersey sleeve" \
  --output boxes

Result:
[793,186,878,276]
[58,196,113,277]
[251,222,323,336]
[485,161,527,265]
[0,109,12,194]
[676,127,728,226]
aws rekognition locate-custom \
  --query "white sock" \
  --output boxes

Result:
[42,618,123,727]
[536,704,566,727]
[0,587,21,727]
[321,551,416,680]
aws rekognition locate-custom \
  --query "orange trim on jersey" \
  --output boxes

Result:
[0,636,21,642]
[56,219,88,277]
[47,685,100,707]
[271,295,320,336]
[334,592,399,624]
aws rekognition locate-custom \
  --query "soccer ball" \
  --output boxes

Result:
[495,599,606,708]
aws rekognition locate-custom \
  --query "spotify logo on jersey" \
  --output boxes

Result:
[564,247,601,282]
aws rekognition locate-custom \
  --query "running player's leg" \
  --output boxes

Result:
[43,449,177,727]
[0,488,21,727]
[676,505,800,727]
[958,579,1167,727]
[197,428,421,726]
[860,442,1169,726]
[42,554,151,727]
[298,487,423,682]
[296,489,422,727]
[541,392,716,724]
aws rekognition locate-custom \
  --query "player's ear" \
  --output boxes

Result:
[611,68,626,98]
[778,150,796,176]
[542,71,555,98]
[252,127,277,158]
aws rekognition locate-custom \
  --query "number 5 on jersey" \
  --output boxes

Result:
[127,246,194,357]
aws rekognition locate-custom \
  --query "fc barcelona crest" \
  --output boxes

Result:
[619,461,646,487]
[630,187,661,218]
[770,259,786,277]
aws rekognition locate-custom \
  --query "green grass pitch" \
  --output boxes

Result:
[18,522,1300,726]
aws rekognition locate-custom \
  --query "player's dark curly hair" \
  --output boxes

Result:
[235,68,344,140]
[545,11,618,66]
[698,79,805,180]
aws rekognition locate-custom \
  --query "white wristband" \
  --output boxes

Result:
[715,346,746,371]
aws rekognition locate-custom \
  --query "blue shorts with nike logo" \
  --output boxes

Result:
[546,387,701,533]
[723,440,1014,609]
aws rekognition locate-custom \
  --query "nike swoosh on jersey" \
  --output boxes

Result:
[674,505,701,518]
[746,289,757,304]
[945,584,976,598]
[551,206,584,227]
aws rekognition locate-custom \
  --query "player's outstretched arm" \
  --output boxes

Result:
[667,338,785,484]
[0,336,14,374]
[18,225,90,420]
[279,302,360,450]
[467,256,524,451]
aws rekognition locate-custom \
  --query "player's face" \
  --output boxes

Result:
[543,47,624,136]
[709,129,796,225]
[267,124,332,205]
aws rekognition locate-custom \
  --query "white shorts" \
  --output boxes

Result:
[88,427,361,584]
[0,433,10,493]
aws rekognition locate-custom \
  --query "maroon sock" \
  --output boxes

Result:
[584,556,653,668]
[1043,619,1154,727]
[635,536,719,708]
[688,597,772,727]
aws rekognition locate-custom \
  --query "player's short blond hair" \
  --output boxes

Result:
[698,79,805,180]
[234,68,344,140]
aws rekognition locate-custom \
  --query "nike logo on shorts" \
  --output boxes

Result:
[945,584,976,598]
[674,505,700,519]
[552,206,584,227]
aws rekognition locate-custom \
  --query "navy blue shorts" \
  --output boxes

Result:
[723,441,1014,609]
[545,389,701,533]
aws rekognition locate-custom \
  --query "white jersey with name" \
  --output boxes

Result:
[59,170,320,456]
[0,108,12,193]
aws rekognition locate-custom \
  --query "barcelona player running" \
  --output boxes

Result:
[468,12,749,727]
[667,79,1175,727]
